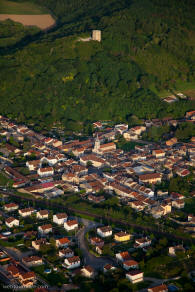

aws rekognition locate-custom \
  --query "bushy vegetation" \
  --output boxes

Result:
[0,0,195,131]
[0,19,40,48]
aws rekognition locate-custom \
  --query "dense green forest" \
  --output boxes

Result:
[0,0,195,131]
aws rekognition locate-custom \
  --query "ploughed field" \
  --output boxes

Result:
[0,0,55,29]
[0,14,55,29]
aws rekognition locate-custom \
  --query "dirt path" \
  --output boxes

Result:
[0,14,55,29]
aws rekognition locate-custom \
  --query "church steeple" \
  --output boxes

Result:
[94,134,100,152]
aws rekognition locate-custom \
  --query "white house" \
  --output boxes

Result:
[152,149,165,159]
[38,224,52,235]
[55,237,70,248]
[97,226,112,238]
[4,203,19,212]
[18,207,34,217]
[36,210,49,220]
[172,199,185,209]
[81,266,94,278]
[64,256,80,269]
[59,248,74,258]
[64,220,78,231]
[5,217,19,228]
[126,270,144,284]
[53,213,67,225]
[134,238,151,249]
[37,167,54,177]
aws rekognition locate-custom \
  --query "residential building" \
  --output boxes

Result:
[5,217,19,228]
[134,238,151,248]
[114,231,131,242]
[172,199,185,209]
[32,239,48,250]
[80,154,106,168]
[148,284,168,292]
[139,173,162,184]
[38,224,52,235]
[90,237,104,247]
[64,220,78,231]
[37,167,54,177]
[103,264,116,273]
[36,210,49,220]
[126,270,144,284]
[18,271,36,287]
[53,213,67,225]
[116,251,131,262]
[22,256,43,267]
[59,248,74,258]
[97,226,112,238]
[123,260,139,270]
[152,150,165,158]
[81,266,94,278]
[56,237,70,248]
[4,203,19,212]
[18,207,34,217]
[64,256,80,269]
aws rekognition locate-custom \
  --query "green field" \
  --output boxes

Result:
[0,0,48,15]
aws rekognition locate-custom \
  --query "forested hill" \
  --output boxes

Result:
[0,0,195,132]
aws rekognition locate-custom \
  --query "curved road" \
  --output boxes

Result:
[77,219,116,270]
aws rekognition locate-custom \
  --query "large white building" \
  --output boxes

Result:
[53,213,67,225]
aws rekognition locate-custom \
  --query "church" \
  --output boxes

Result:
[93,135,116,154]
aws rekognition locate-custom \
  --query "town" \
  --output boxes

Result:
[0,112,194,292]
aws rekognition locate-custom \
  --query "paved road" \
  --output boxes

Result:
[144,275,181,284]
[77,218,116,270]
[4,246,33,261]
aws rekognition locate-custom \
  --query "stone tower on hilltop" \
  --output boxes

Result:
[92,30,101,42]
